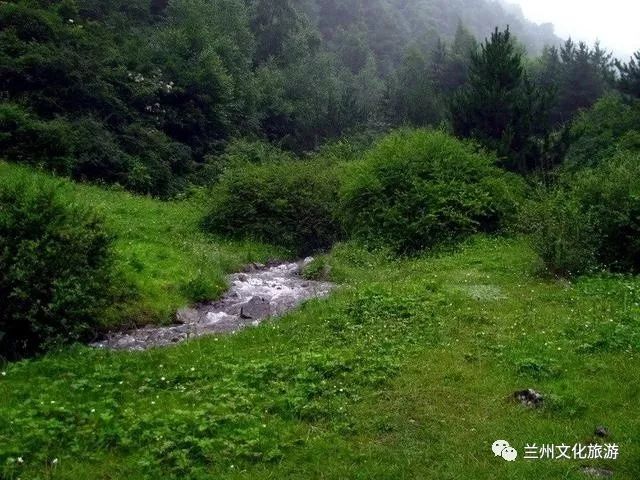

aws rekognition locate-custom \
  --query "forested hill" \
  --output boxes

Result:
[1,0,560,196]
[302,0,559,71]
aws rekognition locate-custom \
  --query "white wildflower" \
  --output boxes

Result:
[52,458,58,465]
[17,457,24,464]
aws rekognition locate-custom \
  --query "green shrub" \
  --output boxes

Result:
[201,139,295,184]
[527,150,640,276]
[0,103,75,173]
[339,129,524,254]
[0,103,194,197]
[203,159,342,256]
[0,174,118,359]
[565,94,640,169]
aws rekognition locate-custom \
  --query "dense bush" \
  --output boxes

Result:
[0,174,118,359]
[203,159,343,256]
[0,103,193,196]
[527,150,640,276]
[565,94,640,169]
[340,129,524,254]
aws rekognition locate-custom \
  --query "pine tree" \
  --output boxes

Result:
[451,27,551,172]
[617,51,640,98]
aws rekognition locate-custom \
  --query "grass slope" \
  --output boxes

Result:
[0,162,281,327]
[1,235,639,479]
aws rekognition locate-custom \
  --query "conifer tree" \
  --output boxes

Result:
[617,51,640,98]
[451,27,551,172]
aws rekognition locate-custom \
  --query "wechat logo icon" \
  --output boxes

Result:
[492,440,518,462]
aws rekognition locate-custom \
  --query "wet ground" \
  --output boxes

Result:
[92,258,334,351]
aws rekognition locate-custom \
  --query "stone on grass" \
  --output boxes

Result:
[514,389,544,408]
[581,467,613,478]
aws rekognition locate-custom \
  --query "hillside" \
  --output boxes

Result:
[306,0,559,70]
[0,0,560,196]
[0,162,280,328]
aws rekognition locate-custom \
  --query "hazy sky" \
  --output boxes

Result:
[508,0,639,58]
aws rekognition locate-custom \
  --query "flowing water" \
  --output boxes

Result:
[92,258,334,351]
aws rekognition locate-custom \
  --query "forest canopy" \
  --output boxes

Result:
[0,0,564,196]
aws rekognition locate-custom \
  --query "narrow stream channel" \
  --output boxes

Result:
[92,259,334,351]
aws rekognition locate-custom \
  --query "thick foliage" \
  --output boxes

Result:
[451,28,552,173]
[533,40,615,127]
[0,174,117,359]
[340,129,524,254]
[204,159,342,255]
[200,138,295,184]
[527,151,640,276]
[616,50,640,98]
[0,0,562,195]
[565,94,640,169]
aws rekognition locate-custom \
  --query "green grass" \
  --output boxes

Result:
[1,234,639,479]
[0,162,281,327]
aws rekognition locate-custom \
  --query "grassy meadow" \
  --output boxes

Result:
[1,0,639,477]
[1,187,638,479]
[0,162,281,329]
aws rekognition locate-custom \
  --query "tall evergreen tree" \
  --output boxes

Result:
[451,27,551,172]
[617,51,640,98]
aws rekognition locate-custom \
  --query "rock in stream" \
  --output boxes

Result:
[92,258,333,351]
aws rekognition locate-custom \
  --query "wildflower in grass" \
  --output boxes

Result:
[1,371,6,376]
[17,457,24,464]
[52,458,58,465]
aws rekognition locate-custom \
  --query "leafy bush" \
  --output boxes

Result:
[0,104,192,197]
[200,138,295,184]
[339,129,524,254]
[0,174,118,359]
[0,103,75,173]
[527,150,640,276]
[565,94,640,169]
[203,159,342,255]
